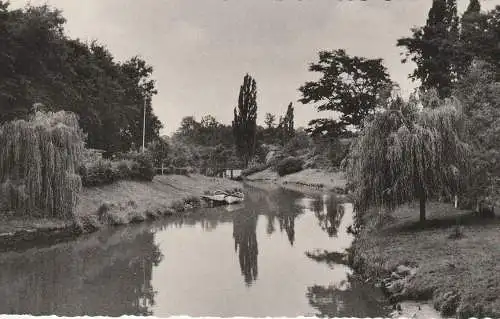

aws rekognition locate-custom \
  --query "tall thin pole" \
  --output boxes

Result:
[142,95,147,152]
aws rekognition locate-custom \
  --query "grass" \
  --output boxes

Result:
[351,201,500,318]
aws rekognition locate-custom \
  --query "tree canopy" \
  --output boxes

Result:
[299,49,393,137]
[345,93,470,222]
[233,74,258,167]
[0,2,162,156]
[397,0,460,98]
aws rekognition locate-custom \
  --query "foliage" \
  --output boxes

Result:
[278,102,295,144]
[80,150,155,186]
[0,111,84,219]
[233,74,258,167]
[276,157,304,177]
[183,195,201,208]
[299,49,393,137]
[397,0,460,98]
[146,138,170,167]
[459,4,500,77]
[173,115,234,147]
[264,113,276,129]
[127,151,155,181]
[310,136,351,168]
[453,60,500,207]
[0,2,162,155]
[397,0,500,97]
[283,130,312,157]
[345,94,470,222]
[79,159,116,187]
[116,160,133,179]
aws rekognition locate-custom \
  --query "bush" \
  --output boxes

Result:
[80,159,119,187]
[127,151,155,181]
[283,132,312,156]
[116,160,133,179]
[276,156,304,176]
[170,200,185,213]
[80,152,155,186]
[184,195,201,208]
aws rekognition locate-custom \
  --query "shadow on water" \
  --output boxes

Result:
[0,224,161,316]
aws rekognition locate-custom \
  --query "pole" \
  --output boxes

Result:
[142,95,147,152]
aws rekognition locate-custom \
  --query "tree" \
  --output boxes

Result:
[264,113,276,129]
[146,138,170,167]
[233,74,258,167]
[397,0,460,98]
[0,3,163,155]
[278,102,295,145]
[345,93,470,222]
[299,50,393,137]
[453,60,500,209]
[460,5,500,76]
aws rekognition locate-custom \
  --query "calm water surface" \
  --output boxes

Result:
[0,184,389,317]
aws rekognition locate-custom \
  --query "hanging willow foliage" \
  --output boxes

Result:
[0,111,85,219]
[345,94,471,222]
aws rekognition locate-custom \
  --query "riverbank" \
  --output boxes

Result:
[245,168,347,193]
[350,202,500,319]
[0,174,241,250]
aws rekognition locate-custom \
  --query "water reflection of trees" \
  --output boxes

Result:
[0,225,162,316]
[306,277,389,318]
[245,185,304,246]
[233,210,259,286]
[309,195,345,237]
[157,206,237,232]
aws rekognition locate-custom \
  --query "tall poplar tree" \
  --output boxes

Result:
[232,74,258,167]
[397,0,460,98]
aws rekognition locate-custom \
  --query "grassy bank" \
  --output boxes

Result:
[351,202,500,319]
[245,168,347,193]
[0,174,241,249]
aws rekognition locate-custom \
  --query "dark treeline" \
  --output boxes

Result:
[0,2,162,156]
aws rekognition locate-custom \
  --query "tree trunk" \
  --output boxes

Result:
[419,194,426,223]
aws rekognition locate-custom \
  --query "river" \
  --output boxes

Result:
[0,183,389,317]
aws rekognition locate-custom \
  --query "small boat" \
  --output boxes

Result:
[201,190,245,206]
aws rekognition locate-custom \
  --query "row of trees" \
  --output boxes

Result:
[0,2,163,156]
[344,0,500,221]
[225,0,500,221]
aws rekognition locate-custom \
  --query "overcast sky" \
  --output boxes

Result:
[10,0,500,135]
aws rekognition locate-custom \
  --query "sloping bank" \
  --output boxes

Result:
[245,168,348,194]
[349,202,500,319]
[0,174,241,250]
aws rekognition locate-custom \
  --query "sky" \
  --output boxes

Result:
[10,0,500,135]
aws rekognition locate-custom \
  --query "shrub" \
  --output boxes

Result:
[170,200,185,213]
[276,157,304,176]
[283,132,312,156]
[79,159,118,187]
[184,195,201,208]
[128,152,155,181]
[116,160,133,179]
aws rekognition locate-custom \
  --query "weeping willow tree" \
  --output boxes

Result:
[0,111,85,219]
[345,93,470,223]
